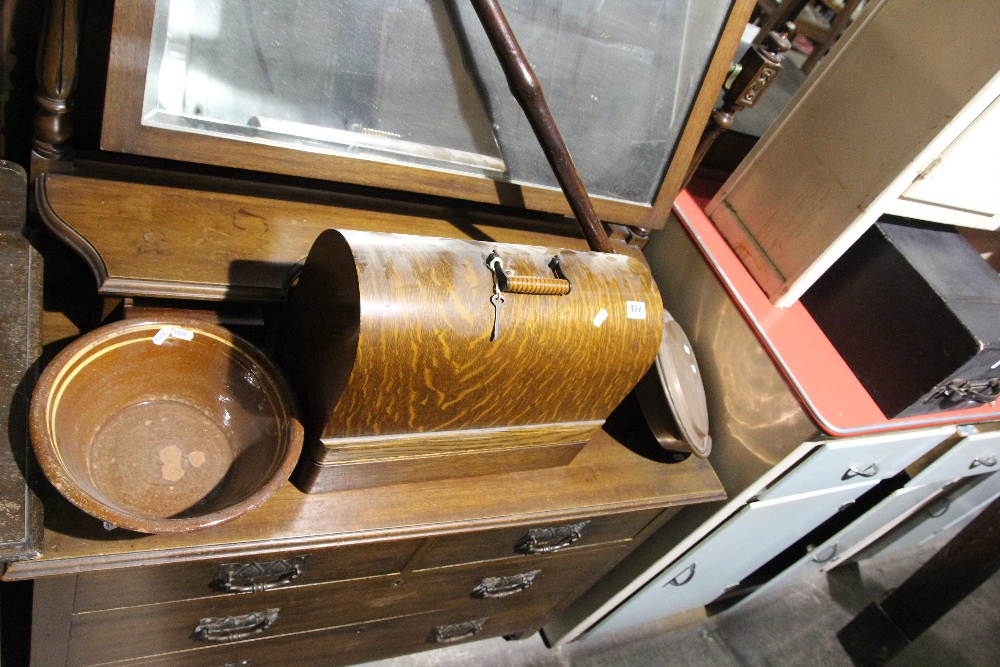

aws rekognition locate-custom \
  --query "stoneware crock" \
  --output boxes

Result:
[30,317,303,533]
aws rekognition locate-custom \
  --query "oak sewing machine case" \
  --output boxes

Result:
[282,228,662,492]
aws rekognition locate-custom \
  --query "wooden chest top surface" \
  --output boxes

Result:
[5,428,723,579]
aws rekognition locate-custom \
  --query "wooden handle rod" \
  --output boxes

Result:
[470,0,614,254]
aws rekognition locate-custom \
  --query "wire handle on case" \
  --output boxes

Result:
[487,251,571,296]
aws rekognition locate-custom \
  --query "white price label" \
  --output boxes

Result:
[593,308,609,327]
[152,327,195,345]
[626,301,647,320]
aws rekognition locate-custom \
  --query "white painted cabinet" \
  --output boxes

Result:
[578,426,953,641]
[757,429,954,500]
[587,483,873,639]
[737,429,1000,602]
[890,96,1000,230]
[705,0,1000,306]
[864,470,1000,559]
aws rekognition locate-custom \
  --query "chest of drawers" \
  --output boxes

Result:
[8,429,724,666]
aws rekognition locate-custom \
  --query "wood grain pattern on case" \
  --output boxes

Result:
[315,421,600,462]
[282,229,662,489]
[36,173,600,302]
[285,230,662,439]
[297,440,586,493]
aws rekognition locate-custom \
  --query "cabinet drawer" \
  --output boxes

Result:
[73,538,424,612]
[418,509,659,569]
[910,431,1000,487]
[67,544,627,665]
[586,483,873,639]
[106,605,548,667]
[758,427,953,500]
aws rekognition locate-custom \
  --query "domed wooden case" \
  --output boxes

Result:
[282,229,662,492]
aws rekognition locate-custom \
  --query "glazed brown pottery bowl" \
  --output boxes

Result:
[30,317,303,533]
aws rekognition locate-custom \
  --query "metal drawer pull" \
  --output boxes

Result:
[428,618,487,644]
[927,500,951,518]
[842,462,880,480]
[970,456,998,469]
[194,608,279,643]
[666,563,696,587]
[213,556,309,593]
[812,542,839,564]
[515,521,590,554]
[471,569,541,598]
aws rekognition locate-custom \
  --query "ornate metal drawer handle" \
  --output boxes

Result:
[666,563,696,587]
[515,521,590,554]
[427,618,487,644]
[842,462,880,480]
[471,569,541,598]
[812,542,839,564]
[194,608,279,643]
[213,556,309,593]
[970,455,998,469]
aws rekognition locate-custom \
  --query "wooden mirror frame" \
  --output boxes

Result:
[98,0,754,231]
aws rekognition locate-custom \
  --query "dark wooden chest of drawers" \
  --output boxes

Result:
[9,431,724,666]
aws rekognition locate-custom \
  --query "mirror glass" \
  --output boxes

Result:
[143,0,731,204]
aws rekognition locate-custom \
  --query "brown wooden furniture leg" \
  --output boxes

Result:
[32,0,78,177]
[754,0,809,45]
[801,0,864,73]
[837,494,1000,666]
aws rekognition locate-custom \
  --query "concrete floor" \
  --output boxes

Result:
[358,538,1000,667]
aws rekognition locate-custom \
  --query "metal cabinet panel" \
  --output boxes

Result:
[758,428,952,500]
[860,471,1000,561]
[816,485,939,571]
[585,483,873,639]
[909,430,1000,487]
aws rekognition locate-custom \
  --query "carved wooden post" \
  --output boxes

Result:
[33,0,79,169]
[683,24,794,187]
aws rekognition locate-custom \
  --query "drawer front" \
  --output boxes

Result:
[758,427,953,500]
[419,509,659,569]
[68,544,628,665]
[586,483,872,639]
[73,538,424,612]
[910,431,1000,487]
[106,605,550,667]
[907,474,1000,551]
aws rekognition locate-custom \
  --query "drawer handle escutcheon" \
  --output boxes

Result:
[812,542,839,564]
[666,563,696,587]
[842,462,880,480]
[970,456,998,469]
[471,569,541,598]
[194,608,279,643]
[213,556,309,593]
[428,618,487,644]
[515,521,590,554]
